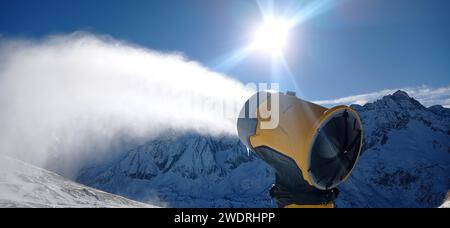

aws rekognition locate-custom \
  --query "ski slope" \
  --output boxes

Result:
[0,156,157,208]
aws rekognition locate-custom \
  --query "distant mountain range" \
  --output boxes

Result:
[76,90,449,208]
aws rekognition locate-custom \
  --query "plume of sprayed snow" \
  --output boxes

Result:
[0,32,253,177]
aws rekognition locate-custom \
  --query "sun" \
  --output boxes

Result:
[252,18,291,56]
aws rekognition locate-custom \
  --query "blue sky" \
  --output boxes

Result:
[1,0,449,101]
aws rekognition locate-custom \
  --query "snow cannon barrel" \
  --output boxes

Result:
[236,91,363,207]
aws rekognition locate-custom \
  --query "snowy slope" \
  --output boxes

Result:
[439,192,450,208]
[0,156,156,208]
[77,90,449,208]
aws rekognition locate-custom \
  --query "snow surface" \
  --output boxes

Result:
[0,156,156,208]
[76,90,449,208]
[439,192,450,208]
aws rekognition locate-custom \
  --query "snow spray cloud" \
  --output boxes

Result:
[0,32,255,177]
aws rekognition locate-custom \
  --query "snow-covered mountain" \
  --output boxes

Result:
[77,134,274,207]
[336,91,450,208]
[0,156,156,208]
[77,90,450,208]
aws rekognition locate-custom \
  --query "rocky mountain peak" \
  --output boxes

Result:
[392,90,410,99]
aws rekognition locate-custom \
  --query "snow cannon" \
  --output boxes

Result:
[237,91,363,208]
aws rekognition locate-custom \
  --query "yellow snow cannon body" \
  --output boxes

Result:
[237,91,363,208]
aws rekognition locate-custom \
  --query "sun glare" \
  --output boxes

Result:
[252,18,291,56]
